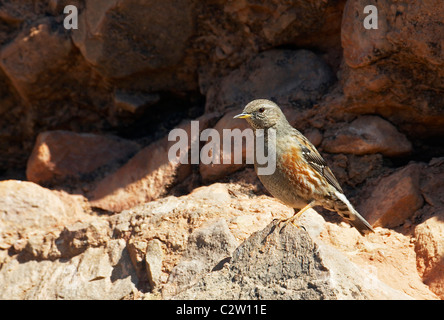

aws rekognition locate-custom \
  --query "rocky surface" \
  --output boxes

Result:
[0,178,442,300]
[0,0,443,300]
[173,220,410,300]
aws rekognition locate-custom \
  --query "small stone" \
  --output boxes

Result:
[322,116,412,157]
[145,239,163,290]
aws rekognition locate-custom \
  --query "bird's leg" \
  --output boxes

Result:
[278,201,315,231]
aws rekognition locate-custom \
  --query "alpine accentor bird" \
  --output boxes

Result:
[234,99,374,236]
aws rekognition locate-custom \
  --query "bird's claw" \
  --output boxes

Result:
[274,218,306,233]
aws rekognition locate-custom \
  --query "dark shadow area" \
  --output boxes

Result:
[110,245,149,293]
[115,91,205,143]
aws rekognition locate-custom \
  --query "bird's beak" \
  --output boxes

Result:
[233,113,251,119]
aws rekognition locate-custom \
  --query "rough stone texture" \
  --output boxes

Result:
[0,180,81,250]
[358,164,424,228]
[200,109,254,182]
[173,220,410,300]
[196,0,345,92]
[72,0,197,89]
[420,158,444,209]
[0,242,138,300]
[340,0,444,137]
[0,0,443,301]
[415,213,444,299]
[322,115,412,157]
[0,181,441,299]
[205,49,335,114]
[320,219,439,300]
[0,18,73,102]
[163,218,238,297]
[26,130,140,185]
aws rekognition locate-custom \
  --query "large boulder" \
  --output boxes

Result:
[26,131,140,185]
[0,18,73,102]
[340,0,444,137]
[205,49,335,114]
[72,0,196,90]
[173,220,411,299]
[89,113,216,212]
[0,181,439,299]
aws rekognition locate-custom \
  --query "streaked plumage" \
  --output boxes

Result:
[234,99,374,236]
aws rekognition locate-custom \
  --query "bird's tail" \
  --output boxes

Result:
[334,191,374,236]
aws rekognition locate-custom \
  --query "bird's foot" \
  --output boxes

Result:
[262,217,305,249]
[272,217,306,233]
[279,219,306,233]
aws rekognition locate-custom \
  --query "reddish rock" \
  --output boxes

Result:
[0,18,72,101]
[200,109,254,182]
[320,222,438,300]
[26,131,140,184]
[419,158,444,208]
[0,178,440,299]
[90,114,216,212]
[303,128,323,147]
[197,0,345,91]
[415,213,444,299]
[339,0,444,137]
[0,180,76,250]
[72,0,196,89]
[359,164,424,228]
[322,115,412,157]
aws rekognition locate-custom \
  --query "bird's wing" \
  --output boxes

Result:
[293,131,344,193]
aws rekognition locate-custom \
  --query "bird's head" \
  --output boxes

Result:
[234,99,286,130]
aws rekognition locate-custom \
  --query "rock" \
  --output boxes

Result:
[320,220,439,300]
[340,0,444,137]
[413,159,444,299]
[420,158,444,208]
[205,49,334,114]
[188,183,232,204]
[0,243,138,299]
[89,113,215,212]
[163,219,238,297]
[322,115,412,157]
[196,0,345,91]
[415,213,444,299]
[26,130,140,185]
[127,238,149,284]
[0,18,72,101]
[114,91,160,114]
[90,138,189,212]
[321,153,385,189]
[108,182,292,287]
[358,164,424,228]
[303,128,323,147]
[173,220,411,299]
[1,178,440,299]
[0,180,74,250]
[72,0,196,88]
[145,239,164,291]
[57,219,111,259]
[346,154,384,187]
[199,109,254,182]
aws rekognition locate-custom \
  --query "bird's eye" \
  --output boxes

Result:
[258,107,265,113]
